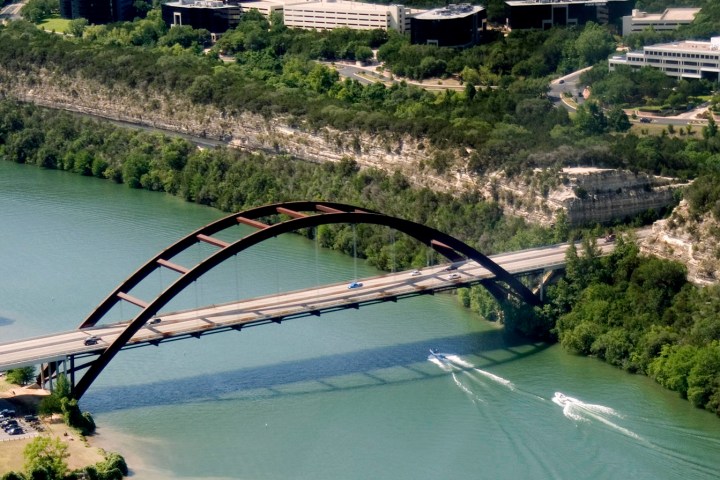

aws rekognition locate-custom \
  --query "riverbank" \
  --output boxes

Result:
[0,378,106,474]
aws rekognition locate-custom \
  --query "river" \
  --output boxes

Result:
[2,160,720,479]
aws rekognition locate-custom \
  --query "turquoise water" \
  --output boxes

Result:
[2,160,720,479]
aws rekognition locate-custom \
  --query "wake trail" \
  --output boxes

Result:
[553,392,641,441]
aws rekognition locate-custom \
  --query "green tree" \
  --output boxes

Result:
[607,106,631,132]
[6,366,36,385]
[20,0,58,23]
[66,18,88,38]
[575,22,616,65]
[23,437,68,479]
[574,102,608,135]
[355,45,373,64]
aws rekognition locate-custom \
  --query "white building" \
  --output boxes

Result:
[609,36,720,81]
[237,0,285,18]
[281,0,410,32]
[622,7,701,36]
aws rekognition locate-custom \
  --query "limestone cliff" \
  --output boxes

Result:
[0,67,685,229]
[484,167,685,227]
[641,200,720,285]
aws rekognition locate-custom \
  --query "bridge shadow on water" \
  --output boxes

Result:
[84,328,551,414]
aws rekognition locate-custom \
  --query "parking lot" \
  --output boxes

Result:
[0,409,41,442]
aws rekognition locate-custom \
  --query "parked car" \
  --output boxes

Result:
[24,415,38,423]
[0,409,16,418]
[2,420,18,429]
[7,427,23,435]
[84,335,101,346]
[347,282,363,289]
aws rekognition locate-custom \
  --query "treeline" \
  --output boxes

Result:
[553,238,720,417]
[0,99,557,267]
[4,19,710,181]
[461,236,720,417]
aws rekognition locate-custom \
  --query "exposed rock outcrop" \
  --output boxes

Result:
[0,68,686,229]
[641,200,720,285]
[484,167,685,227]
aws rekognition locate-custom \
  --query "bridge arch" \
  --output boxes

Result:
[71,201,539,398]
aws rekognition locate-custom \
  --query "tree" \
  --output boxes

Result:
[575,22,616,65]
[20,0,58,23]
[66,18,88,38]
[607,106,631,132]
[574,102,608,135]
[354,45,373,64]
[6,367,35,385]
[704,115,718,139]
[23,437,69,479]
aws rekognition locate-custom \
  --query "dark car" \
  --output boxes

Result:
[23,415,38,422]
[7,427,23,435]
[639,117,652,123]
[84,335,100,346]
[0,409,15,418]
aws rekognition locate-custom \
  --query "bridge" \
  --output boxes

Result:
[0,201,614,399]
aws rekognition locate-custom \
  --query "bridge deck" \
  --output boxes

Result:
[0,240,616,371]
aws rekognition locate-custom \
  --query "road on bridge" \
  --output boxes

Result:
[0,238,621,372]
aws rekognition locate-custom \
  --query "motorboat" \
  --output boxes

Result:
[429,349,448,361]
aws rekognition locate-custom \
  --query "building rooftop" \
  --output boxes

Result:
[167,0,235,8]
[413,3,483,20]
[506,0,627,6]
[631,7,701,22]
[642,36,720,53]
[283,0,404,12]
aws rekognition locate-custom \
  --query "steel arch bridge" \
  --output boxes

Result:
[63,201,540,399]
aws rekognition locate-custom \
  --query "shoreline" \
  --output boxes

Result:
[0,380,107,474]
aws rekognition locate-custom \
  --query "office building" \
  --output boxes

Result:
[410,3,485,47]
[282,0,410,33]
[609,36,720,82]
[505,0,632,30]
[59,0,135,23]
[161,0,241,35]
[622,8,701,36]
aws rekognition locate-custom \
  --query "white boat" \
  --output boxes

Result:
[429,349,448,361]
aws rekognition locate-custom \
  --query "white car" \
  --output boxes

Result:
[410,270,421,276]
[448,273,461,280]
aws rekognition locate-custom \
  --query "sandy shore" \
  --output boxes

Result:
[0,380,106,474]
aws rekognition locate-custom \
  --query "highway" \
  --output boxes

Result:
[0,238,618,372]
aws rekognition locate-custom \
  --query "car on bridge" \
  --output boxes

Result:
[148,318,162,325]
[410,270,422,276]
[84,335,101,346]
[347,282,363,289]
[447,273,461,280]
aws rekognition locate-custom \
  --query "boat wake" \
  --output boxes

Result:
[552,392,641,440]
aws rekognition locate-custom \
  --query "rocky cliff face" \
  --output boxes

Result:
[484,167,685,227]
[641,200,720,285]
[0,67,685,229]
[1,67,472,194]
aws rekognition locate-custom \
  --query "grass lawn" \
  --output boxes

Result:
[38,16,70,34]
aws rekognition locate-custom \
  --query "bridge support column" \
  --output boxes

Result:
[69,356,76,395]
